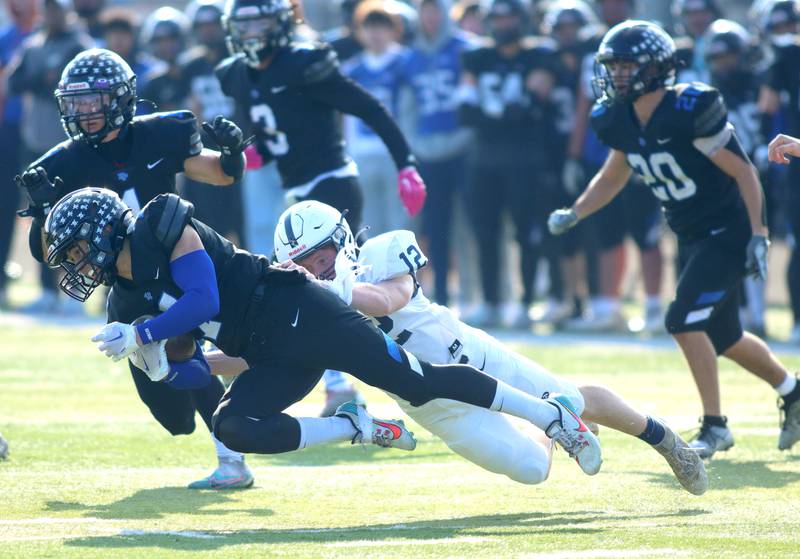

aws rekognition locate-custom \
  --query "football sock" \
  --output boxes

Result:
[323,370,353,392]
[296,416,357,449]
[775,374,798,398]
[645,296,661,314]
[490,382,561,431]
[212,433,244,462]
[703,415,727,428]
[637,416,666,446]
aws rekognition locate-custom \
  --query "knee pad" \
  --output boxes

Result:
[664,300,693,334]
[212,416,249,453]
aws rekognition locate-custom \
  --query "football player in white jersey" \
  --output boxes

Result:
[265,201,707,494]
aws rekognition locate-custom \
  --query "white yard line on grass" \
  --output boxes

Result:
[520,549,689,559]
[120,529,220,539]
[325,536,491,547]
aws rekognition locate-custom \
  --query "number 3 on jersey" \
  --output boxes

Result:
[627,152,697,202]
[250,103,289,156]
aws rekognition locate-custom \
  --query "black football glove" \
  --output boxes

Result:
[14,167,63,218]
[202,116,250,156]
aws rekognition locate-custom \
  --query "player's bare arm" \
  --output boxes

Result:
[351,275,414,317]
[708,146,768,236]
[548,149,631,236]
[572,149,632,220]
[184,149,237,186]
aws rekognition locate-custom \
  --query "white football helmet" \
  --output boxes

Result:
[273,200,356,263]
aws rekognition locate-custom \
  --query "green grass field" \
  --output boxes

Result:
[2,322,800,558]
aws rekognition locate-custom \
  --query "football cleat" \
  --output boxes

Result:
[778,385,800,451]
[653,424,708,495]
[320,388,363,418]
[335,400,416,451]
[545,394,602,475]
[564,309,628,333]
[689,419,734,459]
[188,458,254,490]
[0,433,8,460]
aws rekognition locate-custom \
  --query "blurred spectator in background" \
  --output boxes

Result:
[704,19,770,338]
[403,0,474,306]
[180,0,243,244]
[759,0,800,342]
[139,7,190,113]
[538,0,597,325]
[100,8,154,90]
[0,0,39,310]
[457,0,560,329]
[7,0,92,314]
[324,0,364,62]
[72,0,105,42]
[451,0,484,36]
[674,0,723,84]
[343,0,410,235]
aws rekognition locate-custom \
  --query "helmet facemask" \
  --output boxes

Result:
[593,53,675,103]
[44,189,132,302]
[224,1,293,67]
[56,77,136,146]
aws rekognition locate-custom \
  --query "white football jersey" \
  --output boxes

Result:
[358,231,473,365]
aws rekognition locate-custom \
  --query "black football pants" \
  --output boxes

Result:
[299,175,364,233]
[467,158,555,306]
[130,363,226,436]
[212,280,500,455]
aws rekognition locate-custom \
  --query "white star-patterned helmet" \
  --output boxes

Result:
[44,188,134,301]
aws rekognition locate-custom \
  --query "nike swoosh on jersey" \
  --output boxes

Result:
[271,85,288,94]
[147,158,165,170]
[291,308,300,327]
[657,138,671,145]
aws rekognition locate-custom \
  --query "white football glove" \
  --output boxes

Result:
[129,339,170,382]
[91,322,140,362]
[319,246,368,305]
[548,208,579,236]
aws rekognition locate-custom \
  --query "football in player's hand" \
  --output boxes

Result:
[165,333,197,362]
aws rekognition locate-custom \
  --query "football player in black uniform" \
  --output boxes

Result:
[548,21,800,458]
[217,0,427,232]
[758,1,800,344]
[457,0,562,329]
[704,19,772,338]
[45,187,603,476]
[16,48,252,489]
[139,8,192,113]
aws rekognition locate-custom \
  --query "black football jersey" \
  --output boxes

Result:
[30,111,202,213]
[216,41,412,189]
[216,43,351,188]
[766,42,800,134]
[106,194,271,357]
[714,73,766,159]
[139,68,191,114]
[181,50,236,123]
[591,83,748,239]
[460,42,560,155]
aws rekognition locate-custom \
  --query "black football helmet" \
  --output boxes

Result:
[593,20,677,103]
[223,0,294,67]
[704,20,755,91]
[486,0,528,46]
[763,0,800,36]
[542,1,596,46]
[187,0,226,50]
[44,188,133,302]
[55,49,137,146]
